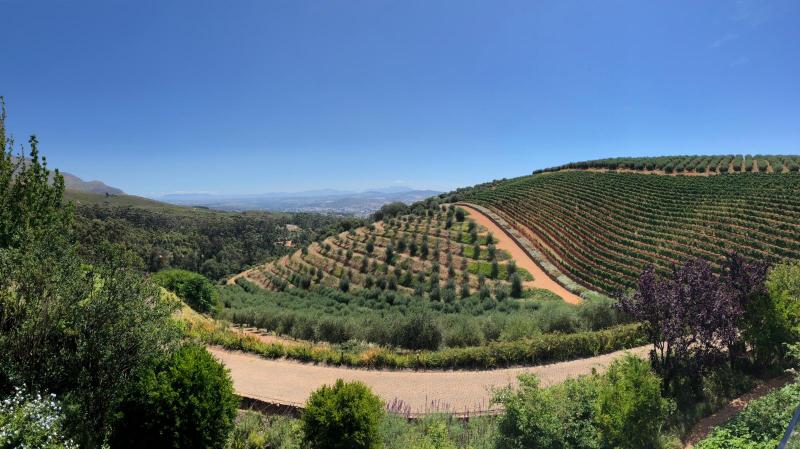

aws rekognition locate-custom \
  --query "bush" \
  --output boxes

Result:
[226,411,301,449]
[694,382,800,449]
[510,274,523,298]
[391,312,443,350]
[152,268,220,313]
[493,375,601,449]
[302,380,384,449]
[110,344,238,449]
[594,355,673,449]
[339,274,350,292]
[0,387,77,449]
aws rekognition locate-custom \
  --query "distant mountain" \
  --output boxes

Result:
[61,172,124,195]
[10,155,124,195]
[156,187,441,217]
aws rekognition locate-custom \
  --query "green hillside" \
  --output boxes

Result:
[456,170,800,293]
[535,154,800,175]
[239,207,538,301]
[67,190,350,280]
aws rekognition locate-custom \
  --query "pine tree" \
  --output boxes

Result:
[339,274,350,292]
[460,282,470,299]
[510,274,523,298]
[490,259,499,279]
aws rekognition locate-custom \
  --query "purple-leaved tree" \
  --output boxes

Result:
[617,253,769,393]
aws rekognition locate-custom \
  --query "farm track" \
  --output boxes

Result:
[683,376,791,448]
[458,204,582,303]
[209,345,650,415]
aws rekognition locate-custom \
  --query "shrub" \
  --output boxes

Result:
[507,260,516,277]
[152,268,220,313]
[493,375,601,449]
[110,344,238,449]
[227,411,301,449]
[339,274,350,292]
[0,387,77,449]
[302,380,384,449]
[594,355,672,449]
[694,382,800,449]
[510,274,523,298]
[391,311,442,350]
[490,260,499,279]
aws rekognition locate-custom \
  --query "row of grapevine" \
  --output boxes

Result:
[462,171,800,293]
[535,154,800,175]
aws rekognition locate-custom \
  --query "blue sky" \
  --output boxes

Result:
[1,0,798,196]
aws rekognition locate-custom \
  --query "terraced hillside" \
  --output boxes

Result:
[235,207,540,301]
[536,154,800,175]
[458,171,800,293]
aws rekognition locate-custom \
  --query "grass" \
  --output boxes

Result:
[226,409,499,449]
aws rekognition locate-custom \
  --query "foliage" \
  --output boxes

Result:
[594,355,673,449]
[510,274,522,298]
[694,381,800,449]
[302,380,385,449]
[755,262,800,363]
[110,344,238,449]
[74,204,342,281]
[493,374,601,449]
[0,103,180,447]
[494,355,672,449]
[226,410,498,449]
[226,411,301,449]
[0,234,180,447]
[219,283,631,351]
[373,202,410,221]
[616,255,765,393]
[191,316,645,370]
[535,154,800,175]
[458,171,800,293]
[0,108,71,249]
[152,268,220,313]
[0,387,77,449]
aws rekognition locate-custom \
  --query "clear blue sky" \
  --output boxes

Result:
[1,0,798,196]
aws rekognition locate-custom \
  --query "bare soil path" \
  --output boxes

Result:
[683,376,791,448]
[457,204,582,304]
[209,345,650,415]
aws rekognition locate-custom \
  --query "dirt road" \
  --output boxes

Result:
[457,204,582,304]
[210,345,650,414]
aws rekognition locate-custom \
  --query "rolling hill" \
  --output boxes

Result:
[454,167,800,293]
[535,154,800,175]
[11,155,124,195]
[232,206,554,302]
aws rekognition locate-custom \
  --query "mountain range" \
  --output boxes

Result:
[11,155,124,195]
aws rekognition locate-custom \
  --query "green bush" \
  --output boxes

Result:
[302,380,385,449]
[0,387,77,449]
[694,382,800,449]
[594,355,673,449]
[152,268,220,313]
[493,374,601,449]
[110,344,238,449]
[226,411,301,449]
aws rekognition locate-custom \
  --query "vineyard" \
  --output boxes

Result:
[534,154,800,175]
[459,171,800,293]
[237,207,536,301]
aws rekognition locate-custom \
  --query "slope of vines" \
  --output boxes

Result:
[460,171,800,293]
[238,209,536,302]
[535,154,800,175]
